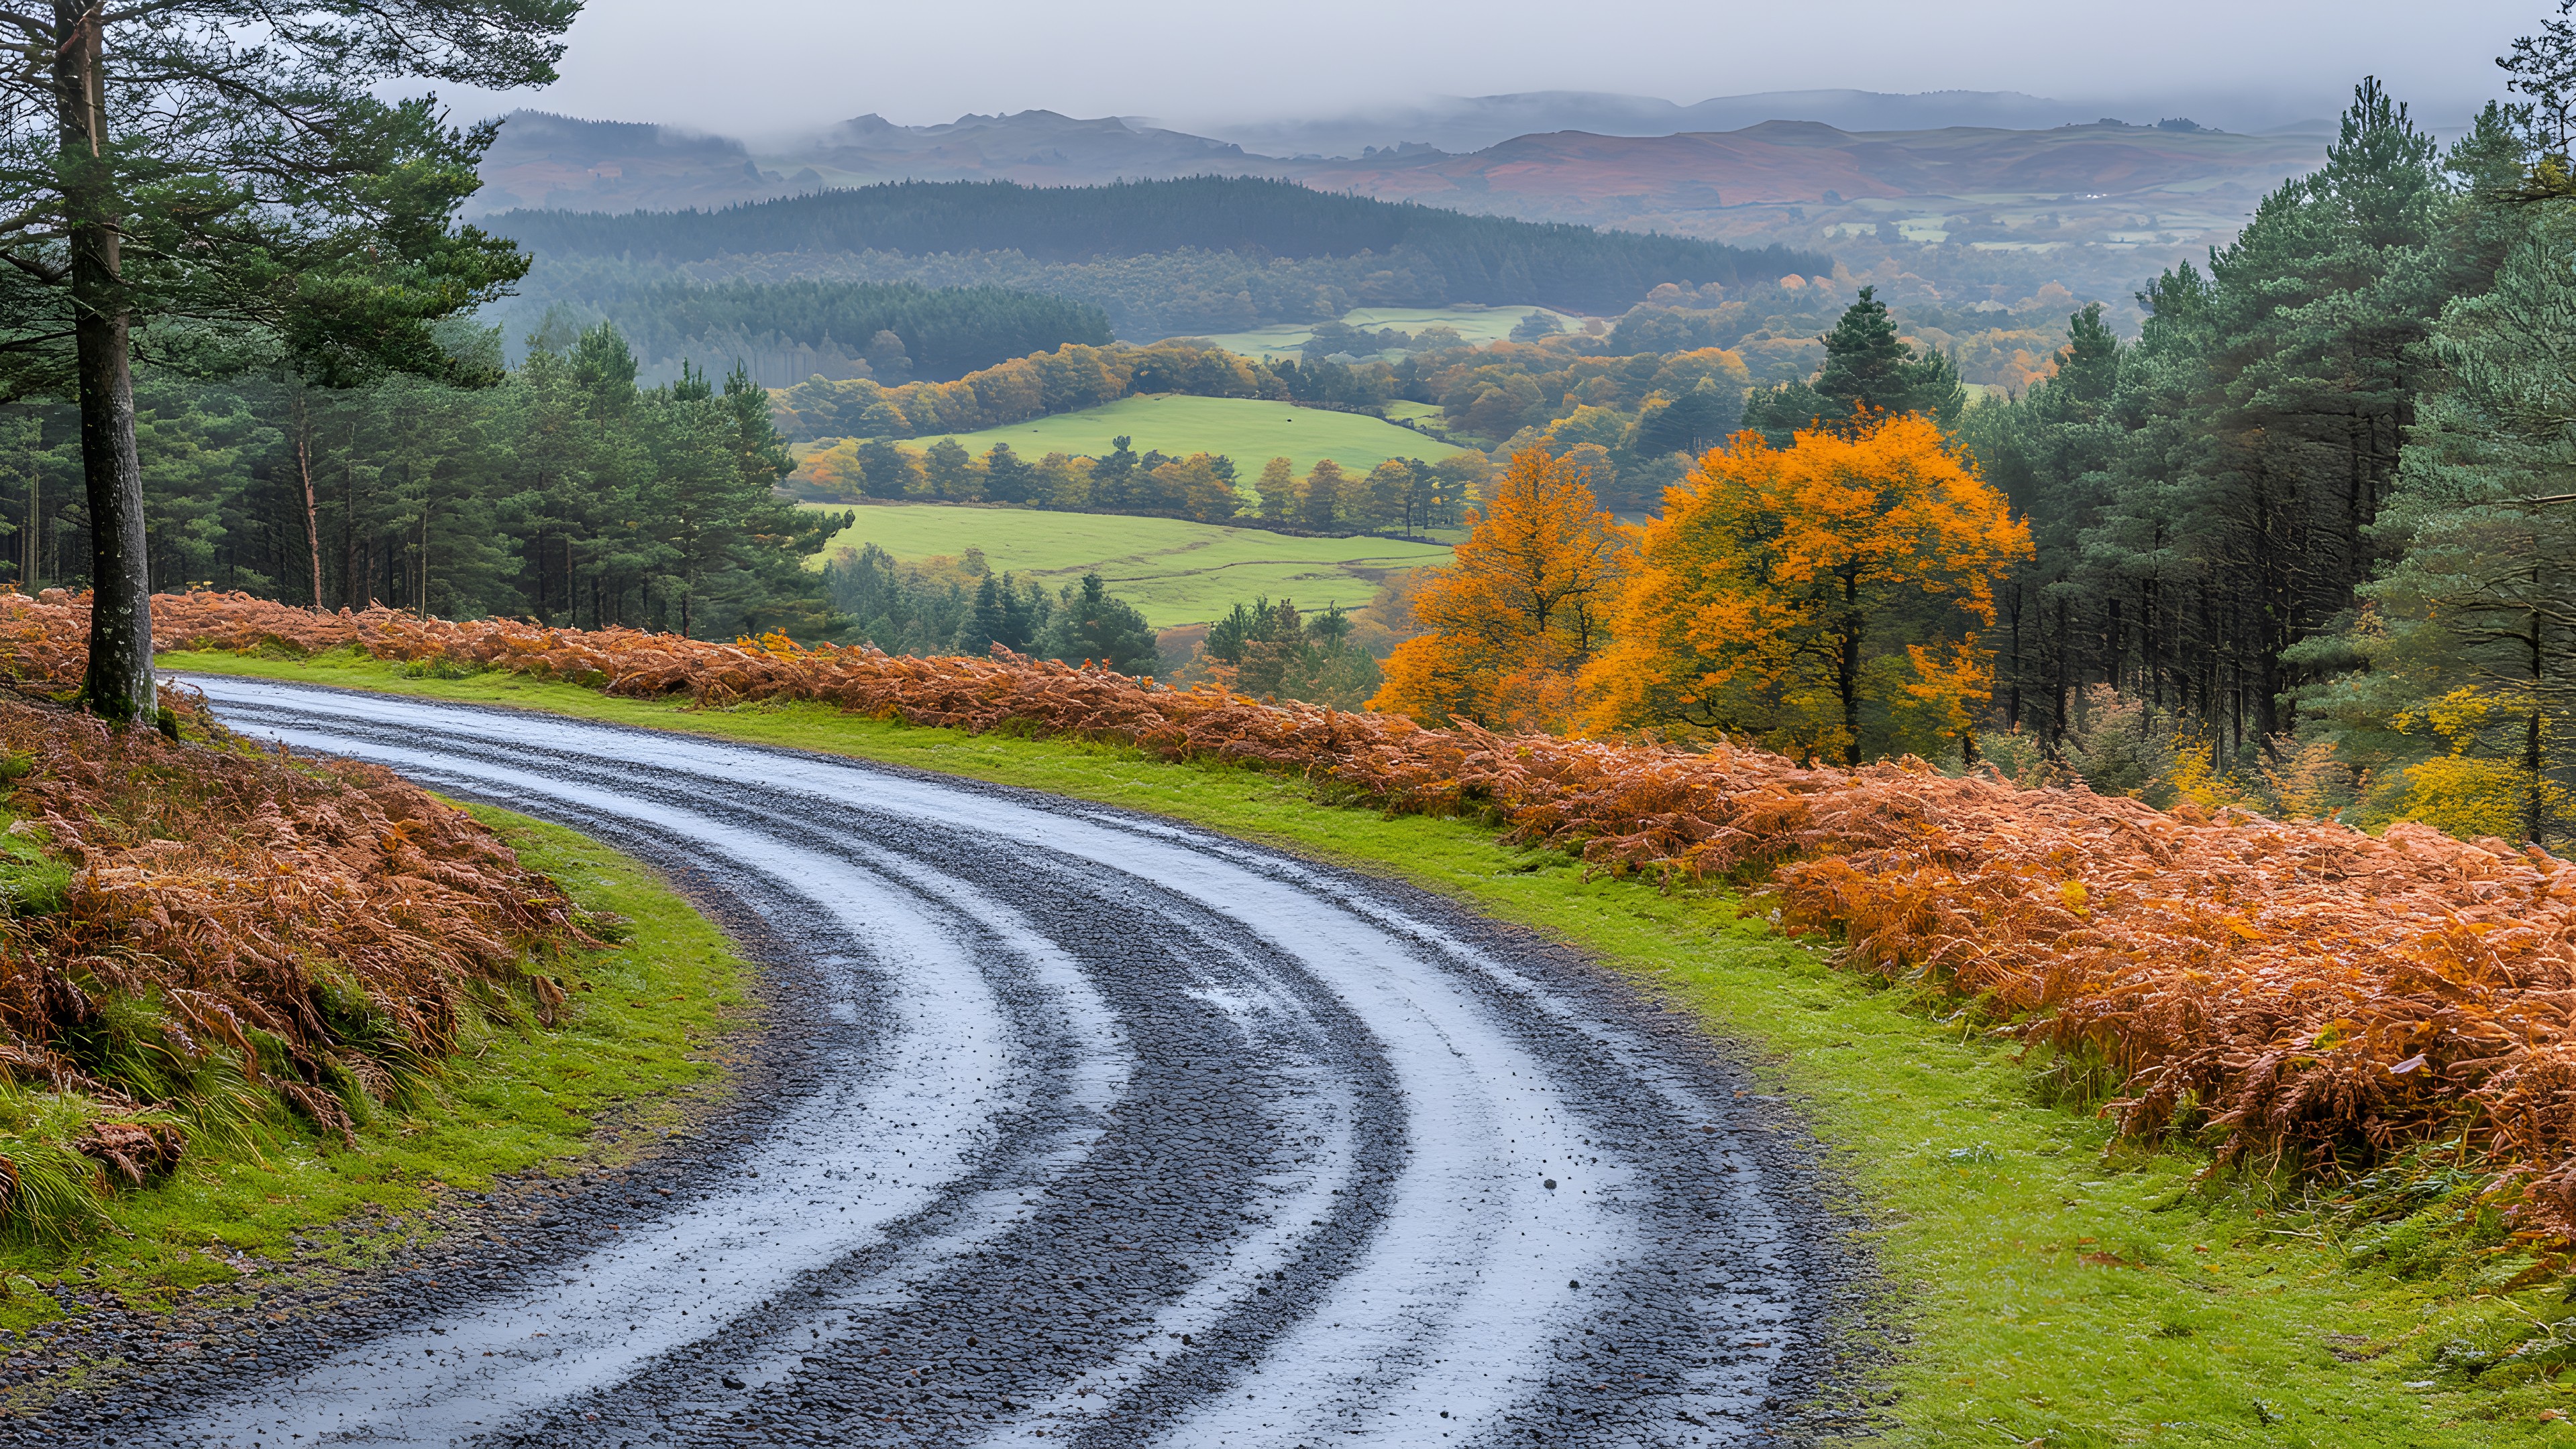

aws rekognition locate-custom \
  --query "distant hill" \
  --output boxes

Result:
[797,111,1260,187]
[472,111,801,215]
[468,107,2323,260]
[1291,119,2328,223]
[1193,89,2109,160]
[487,177,1825,317]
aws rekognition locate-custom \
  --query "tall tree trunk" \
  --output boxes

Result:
[1837,568,1862,766]
[294,393,323,610]
[342,453,360,608]
[57,2,153,722]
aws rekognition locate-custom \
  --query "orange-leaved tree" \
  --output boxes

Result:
[1371,449,1632,731]
[1584,413,2030,764]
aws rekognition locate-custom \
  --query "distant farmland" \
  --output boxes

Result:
[803,502,1453,627]
[1183,304,1587,360]
[926,395,1466,479]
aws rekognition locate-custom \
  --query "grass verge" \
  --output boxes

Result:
[0,794,751,1335]
[164,648,2576,1446]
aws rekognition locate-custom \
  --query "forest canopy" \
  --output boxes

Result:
[489,177,1827,318]
[527,277,1112,385]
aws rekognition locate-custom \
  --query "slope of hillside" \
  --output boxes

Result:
[1190,87,2247,159]
[475,107,2318,241]
[489,177,1821,315]
[472,111,801,216]
[1293,120,2328,246]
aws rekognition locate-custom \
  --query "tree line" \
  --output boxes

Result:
[526,276,1112,386]
[794,433,1487,535]
[1,322,847,641]
[819,543,1159,673]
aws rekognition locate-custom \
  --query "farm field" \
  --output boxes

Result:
[803,501,1454,626]
[925,393,1468,478]
[1182,303,1588,360]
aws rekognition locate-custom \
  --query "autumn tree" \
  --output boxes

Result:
[1300,458,1349,531]
[0,0,576,721]
[1585,414,2029,764]
[1371,449,1631,731]
[1256,455,1301,521]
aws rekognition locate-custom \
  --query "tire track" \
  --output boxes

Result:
[111,676,1860,1447]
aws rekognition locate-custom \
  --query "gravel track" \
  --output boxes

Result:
[46,677,1872,1447]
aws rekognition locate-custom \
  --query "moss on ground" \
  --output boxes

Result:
[0,798,751,1333]
[161,649,2576,1446]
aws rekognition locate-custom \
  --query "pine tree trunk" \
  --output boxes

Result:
[294,395,323,610]
[57,2,154,722]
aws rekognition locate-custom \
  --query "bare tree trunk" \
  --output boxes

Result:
[58,1,154,722]
[294,393,323,610]
[343,452,360,608]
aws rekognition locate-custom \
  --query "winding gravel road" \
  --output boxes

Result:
[99,677,1864,1447]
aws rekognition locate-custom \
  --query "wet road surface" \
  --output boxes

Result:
[87,677,1864,1446]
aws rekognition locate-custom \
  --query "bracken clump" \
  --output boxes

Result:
[0,606,592,1228]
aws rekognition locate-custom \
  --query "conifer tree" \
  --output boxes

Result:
[0,0,576,720]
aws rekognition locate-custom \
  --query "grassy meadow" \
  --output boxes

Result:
[802,501,1453,627]
[921,393,1467,478]
[160,647,2576,1447]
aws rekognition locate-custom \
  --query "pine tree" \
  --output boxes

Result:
[2299,203,2576,846]
[1042,573,1157,674]
[0,0,575,718]
[1741,286,1964,444]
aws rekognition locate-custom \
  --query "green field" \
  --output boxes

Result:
[1183,304,1588,361]
[806,502,1452,627]
[926,394,1466,478]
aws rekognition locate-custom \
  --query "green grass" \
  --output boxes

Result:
[800,501,1453,627]
[1183,304,1587,360]
[0,798,751,1333]
[158,649,2576,1445]
[918,393,1467,478]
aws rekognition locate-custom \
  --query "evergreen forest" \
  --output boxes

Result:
[492,177,1825,319]
[1,323,850,642]
[1961,86,2572,847]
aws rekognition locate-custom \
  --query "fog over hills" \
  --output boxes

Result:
[472,95,2326,263]
[1178,88,2328,160]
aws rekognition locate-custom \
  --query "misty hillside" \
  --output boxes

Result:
[488,177,1824,317]
[1194,87,2131,158]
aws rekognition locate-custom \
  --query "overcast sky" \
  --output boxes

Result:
[443,0,2547,139]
